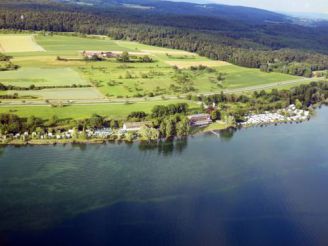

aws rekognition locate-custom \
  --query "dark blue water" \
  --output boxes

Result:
[1,107,328,246]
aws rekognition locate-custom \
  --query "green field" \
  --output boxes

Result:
[35,35,132,56]
[7,88,104,100]
[0,100,199,119]
[0,32,307,119]
[0,67,88,87]
[0,34,44,53]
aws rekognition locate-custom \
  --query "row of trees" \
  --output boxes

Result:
[151,103,189,118]
[116,51,153,63]
[0,82,91,91]
[0,53,18,71]
[197,82,328,106]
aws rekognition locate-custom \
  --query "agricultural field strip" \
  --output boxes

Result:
[0,67,90,86]
[0,100,199,119]
[0,34,308,100]
[8,88,105,100]
[220,77,320,95]
[0,76,317,106]
[0,35,45,52]
[165,60,231,68]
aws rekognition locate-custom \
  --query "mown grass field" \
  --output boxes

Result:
[0,67,88,87]
[0,35,44,53]
[0,32,307,119]
[35,35,132,56]
[0,100,199,120]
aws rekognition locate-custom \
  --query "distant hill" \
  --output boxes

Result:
[55,0,290,24]
[287,12,328,21]
[1,0,328,75]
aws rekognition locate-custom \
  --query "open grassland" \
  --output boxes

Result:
[0,35,45,53]
[35,35,133,56]
[82,60,298,98]
[217,65,296,88]
[113,40,193,54]
[192,65,297,92]
[165,60,231,68]
[0,67,89,87]
[7,88,104,100]
[0,33,303,105]
[0,100,198,120]
[12,56,86,68]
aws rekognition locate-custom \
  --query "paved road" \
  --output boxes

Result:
[0,77,323,107]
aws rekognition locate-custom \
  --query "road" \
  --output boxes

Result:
[0,77,323,107]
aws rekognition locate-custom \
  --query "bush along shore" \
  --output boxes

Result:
[1,81,328,145]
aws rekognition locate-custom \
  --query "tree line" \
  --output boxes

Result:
[1,2,328,76]
[197,81,328,122]
[1,83,328,137]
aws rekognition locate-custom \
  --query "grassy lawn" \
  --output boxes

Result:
[217,65,297,88]
[35,35,133,56]
[0,67,89,87]
[0,100,198,120]
[202,121,231,132]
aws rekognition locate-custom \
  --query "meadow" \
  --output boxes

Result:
[0,35,44,53]
[0,32,307,120]
[0,67,88,87]
[7,88,104,100]
[0,100,198,119]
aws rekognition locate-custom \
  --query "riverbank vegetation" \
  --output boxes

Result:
[194,81,328,123]
[1,81,327,145]
[0,0,328,145]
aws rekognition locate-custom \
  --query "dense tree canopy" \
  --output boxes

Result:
[1,2,328,76]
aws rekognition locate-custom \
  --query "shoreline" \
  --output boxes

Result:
[0,123,233,146]
[0,104,325,147]
[0,118,308,146]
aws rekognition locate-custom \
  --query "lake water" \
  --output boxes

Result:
[1,107,328,246]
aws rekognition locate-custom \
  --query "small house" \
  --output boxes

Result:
[81,51,119,59]
[188,114,211,126]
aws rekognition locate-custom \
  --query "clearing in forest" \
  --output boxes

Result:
[0,35,45,53]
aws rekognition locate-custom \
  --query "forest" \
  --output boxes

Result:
[1,1,328,76]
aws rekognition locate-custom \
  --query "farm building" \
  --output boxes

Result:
[81,51,119,59]
[188,114,211,126]
[123,122,151,132]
